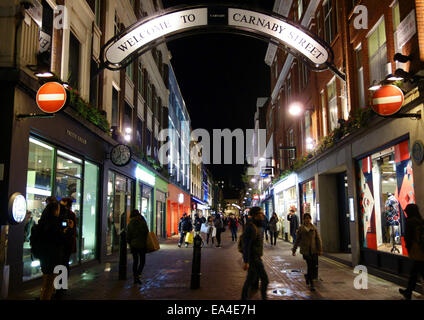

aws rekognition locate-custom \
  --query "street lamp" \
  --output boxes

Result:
[288,102,303,116]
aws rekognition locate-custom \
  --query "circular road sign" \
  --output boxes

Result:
[371,85,404,117]
[36,82,68,113]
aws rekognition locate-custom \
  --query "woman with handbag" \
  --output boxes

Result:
[292,213,323,291]
[127,209,149,284]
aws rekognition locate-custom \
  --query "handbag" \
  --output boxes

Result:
[185,232,194,244]
[146,231,160,253]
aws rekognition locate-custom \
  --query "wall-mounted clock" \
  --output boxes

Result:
[110,144,132,167]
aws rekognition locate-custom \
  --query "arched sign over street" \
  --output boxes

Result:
[101,5,340,78]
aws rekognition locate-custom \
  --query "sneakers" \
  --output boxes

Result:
[178,243,181,248]
[399,288,411,300]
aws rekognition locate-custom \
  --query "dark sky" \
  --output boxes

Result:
[162,0,273,196]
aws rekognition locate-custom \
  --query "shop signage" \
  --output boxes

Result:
[396,10,416,49]
[135,165,155,186]
[412,140,424,165]
[253,194,260,201]
[178,193,184,204]
[36,82,68,113]
[101,5,333,72]
[8,192,27,224]
[274,173,297,194]
[371,85,404,116]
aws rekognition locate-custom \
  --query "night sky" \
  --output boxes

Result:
[162,0,273,196]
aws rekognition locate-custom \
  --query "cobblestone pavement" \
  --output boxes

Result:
[8,231,424,300]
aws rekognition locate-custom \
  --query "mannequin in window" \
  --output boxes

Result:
[385,192,401,253]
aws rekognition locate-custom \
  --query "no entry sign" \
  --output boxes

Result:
[371,85,404,116]
[36,82,67,113]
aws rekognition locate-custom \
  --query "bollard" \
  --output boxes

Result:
[118,212,127,280]
[190,234,202,289]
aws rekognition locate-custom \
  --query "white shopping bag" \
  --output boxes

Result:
[200,223,208,234]
[211,226,216,238]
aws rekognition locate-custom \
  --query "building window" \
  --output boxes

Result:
[126,62,134,82]
[123,102,132,132]
[24,137,100,280]
[147,82,153,109]
[138,62,144,96]
[327,78,338,132]
[298,0,303,20]
[357,140,415,257]
[368,18,387,84]
[136,117,143,149]
[90,59,99,108]
[324,0,337,44]
[321,90,327,137]
[356,45,366,109]
[112,88,119,127]
[68,32,81,90]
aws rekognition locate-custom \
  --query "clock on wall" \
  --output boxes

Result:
[110,144,132,167]
[412,140,424,165]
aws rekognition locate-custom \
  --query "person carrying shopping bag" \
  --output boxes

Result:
[127,209,149,284]
[292,213,323,291]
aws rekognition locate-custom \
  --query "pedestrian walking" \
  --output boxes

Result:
[36,201,71,300]
[178,213,193,248]
[228,214,239,242]
[269,212,279,246]
[194,213,206,236]
[127,209,149,285]
[214,214,224,247]
[399,204,424,300]
[241,207,269,300]
[206,216,215,246]
[53,197,77,299]
[292,213,323,291]
[287,207,299,243]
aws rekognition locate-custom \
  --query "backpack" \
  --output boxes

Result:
[29,223,44,260]
[237,223,257,254]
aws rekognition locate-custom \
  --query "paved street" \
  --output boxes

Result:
[8,231,423,301]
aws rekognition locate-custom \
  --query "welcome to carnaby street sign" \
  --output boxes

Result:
[100,5,338,77]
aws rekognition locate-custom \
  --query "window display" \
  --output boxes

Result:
[358,140,414,256]
[274,185,298,240]
[106,171,134,255]
[301,179,316,225]
[24,137,100,280]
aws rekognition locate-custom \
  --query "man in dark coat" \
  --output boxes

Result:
[287,208,299,243]
[241,207,269,300]
[127,210,149,284]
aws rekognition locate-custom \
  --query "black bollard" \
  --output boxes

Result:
[190,234,202,289]
[118,212,127,280]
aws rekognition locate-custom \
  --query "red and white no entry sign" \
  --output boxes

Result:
[36,82,67,113]
[371,85,404,116]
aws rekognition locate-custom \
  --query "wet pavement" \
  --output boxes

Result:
[8,231,424,300]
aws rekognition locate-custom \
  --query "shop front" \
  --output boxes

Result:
[191,196,209,220]
[273,173,299,241]
[357,138,415,274]
[154,177,168,239]
[300,179,317,226]
[5,84,108,290]
[167,184,191,237]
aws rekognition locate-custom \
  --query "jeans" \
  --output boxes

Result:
[131,248,146,278]
[270,231,279,245]
[230,227,238,241]
[303,254,319,283]
[291,233,297,244]
[262,229,269,241]
[207,231,214,245]
[178,232,187,245]
[241,259,269,300]
[406,260,424,294]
